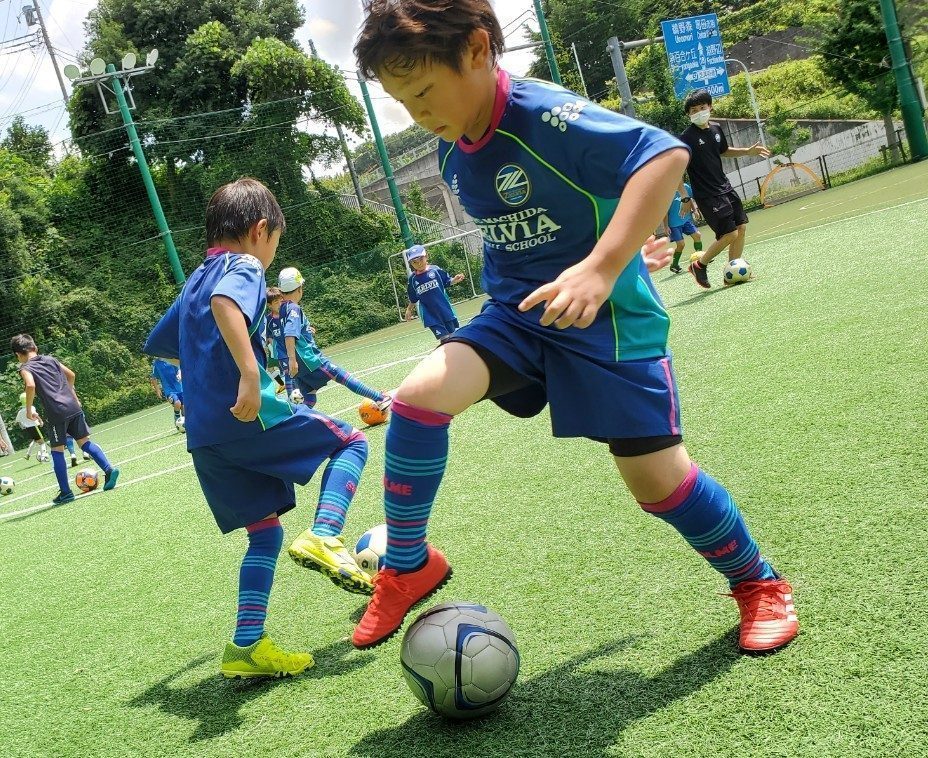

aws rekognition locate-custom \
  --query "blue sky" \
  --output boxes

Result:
[0,1,540,150]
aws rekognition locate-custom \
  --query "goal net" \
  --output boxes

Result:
[759,162,826,207]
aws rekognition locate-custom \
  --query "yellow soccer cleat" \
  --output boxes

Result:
[220,633,314,679]
[288,530,374,596]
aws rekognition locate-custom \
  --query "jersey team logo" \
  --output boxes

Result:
[495,164,531,206]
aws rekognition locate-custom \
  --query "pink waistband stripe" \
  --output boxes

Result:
[638,463,698,514]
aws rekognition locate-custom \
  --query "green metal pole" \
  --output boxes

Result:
[533,0,562,85]
[107,64,185,283]
[879,0,928,161]
[358,75,415,248]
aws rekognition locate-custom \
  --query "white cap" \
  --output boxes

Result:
[278,266,305,293]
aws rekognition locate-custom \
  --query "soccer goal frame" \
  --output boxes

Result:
[759,161,826,208]
[387,229,483,322]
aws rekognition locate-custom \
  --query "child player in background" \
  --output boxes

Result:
[666,182,703,274]
[144,178,374,679]
[11,334,119,503]
[403,244,466,340]
[15,392,48,461]
[351,0,798,654]
[277,267,393,410]
[150,358,185,430]
[265,287,294,397]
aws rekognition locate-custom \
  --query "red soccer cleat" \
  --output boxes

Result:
[729,577,799,653]
[352,545,453,649]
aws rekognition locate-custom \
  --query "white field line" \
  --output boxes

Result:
[753,195,928,246]
[0,462,195,522]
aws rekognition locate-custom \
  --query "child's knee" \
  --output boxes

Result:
[692,232,702,242]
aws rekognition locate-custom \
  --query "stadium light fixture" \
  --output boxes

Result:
[121,52,137,70]
[63,64,82,81]
[146,49,159,67]
[89,57,106,76]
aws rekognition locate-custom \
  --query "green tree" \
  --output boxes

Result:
[818,0,903,160]
[1,116,52,169]
[765,103,812,163]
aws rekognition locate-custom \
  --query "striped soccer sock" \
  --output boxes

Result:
[51,450,71,493]
[322,360,385,403]
[80,441,112,474]
[312,431,369,537]
[639,464,777,587]
[233,517,283,647]
[383,400,451,573]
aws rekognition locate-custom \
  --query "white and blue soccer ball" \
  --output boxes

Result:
[0,476,14,496]
[289,389,304,405]
[175,415,186,433]
[37,451,49,463]
[400,601,520,720]
[353,524,387,575]
[723,258,752,284]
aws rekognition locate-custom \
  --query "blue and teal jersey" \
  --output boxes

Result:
[143,251,292,449]
[266,311,288,360]
[438,69,686,361]
[407,265,456,327]
[151,358,182,396]
[667,182,694,228]
[282,302,324,373]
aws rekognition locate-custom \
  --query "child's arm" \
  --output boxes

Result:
[60,363,76,388]
[20,370,39,421]
[211,295,261,422]
[404,303,415,321]
[149,377,163,399]
[450,274,465,285]
[520,148,688,329]
[723,143,770,158]
[285,336,299,376]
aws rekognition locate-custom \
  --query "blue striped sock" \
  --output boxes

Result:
[322,360,385,403]
[80,440,112,474]
[233,517,283,646]
[51,450,71,493]
[639,464,776,587]
[383,401,451,573]
[313,432,368,537]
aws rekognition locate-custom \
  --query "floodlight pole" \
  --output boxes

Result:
[533,0,562,85]
[571,43,588,97]
[879,0,928,161]
[107,64,185,284]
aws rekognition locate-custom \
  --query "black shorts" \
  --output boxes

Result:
[698,190,749,239]
[23,426,43,442]
[47,412,90,447]
[448,337,682,458]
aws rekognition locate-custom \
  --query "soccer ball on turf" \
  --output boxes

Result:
[723,258,752,285]
[400,601,520,720]
[0,476,14,495]
[353,524,387,574]
[289,389,304,405]
[37,451,49,463]
[358,398,388,426]
[75,469,99,493]
[175,415,186,433]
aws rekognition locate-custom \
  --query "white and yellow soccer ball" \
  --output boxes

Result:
[400,602,520,720]
[352,524,387,575]
[0,476,14,496]
[723,258,753,285]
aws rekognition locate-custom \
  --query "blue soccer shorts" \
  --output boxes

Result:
[190,406,355,533]
[669,219,699,242]
[166,391,184,406]
[429,319,460,341]
[446,300,682,452]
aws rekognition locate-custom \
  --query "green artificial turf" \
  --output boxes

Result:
[1,162,927,757]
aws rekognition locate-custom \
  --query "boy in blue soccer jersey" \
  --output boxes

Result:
[277,267,393,410]
[666,182,703,273]
[144,178,375,679]
[150,358,185,430]
[403,244,466,340]
[12,334,119,503]
[351,0,798,654]
[265,287,293,397]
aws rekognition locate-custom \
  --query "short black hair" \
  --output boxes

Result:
[11,333,37,355]
[684,89,713,113]
[355,0,505,79]
[205,178,286,247]
[266,286,283,302]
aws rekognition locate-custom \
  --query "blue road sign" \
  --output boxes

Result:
[661,13,730,99]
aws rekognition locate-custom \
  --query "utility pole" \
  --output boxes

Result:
[606,38,636,118]
[24,1,68,105]
[879,0,928,161]
[570,42,588,97]
[533,0,562,85]
[307,38,365,204]
[358,74,415,249]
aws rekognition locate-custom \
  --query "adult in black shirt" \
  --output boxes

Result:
[676,90,770,288]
